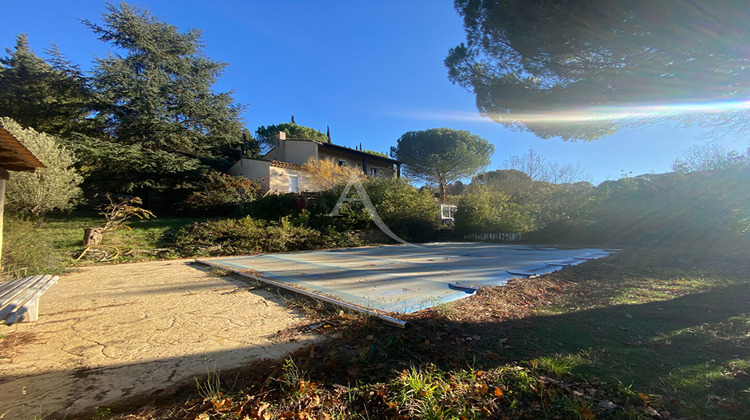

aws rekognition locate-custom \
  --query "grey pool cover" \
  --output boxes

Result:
[203,243,615,314]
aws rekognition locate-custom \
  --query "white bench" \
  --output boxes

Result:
[0,274,58,325]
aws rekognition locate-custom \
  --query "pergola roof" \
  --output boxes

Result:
[0,126,45,172]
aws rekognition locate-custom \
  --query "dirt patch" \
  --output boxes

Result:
[0,332,42,360]
[0,259,317,419]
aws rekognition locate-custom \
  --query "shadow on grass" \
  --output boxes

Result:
[448,284,750,415]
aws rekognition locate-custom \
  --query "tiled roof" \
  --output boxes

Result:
[270,160,305,170]
[318,142,399,164]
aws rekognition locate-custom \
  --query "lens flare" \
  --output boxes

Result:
[506,100,750,124]
[406,99,750,124]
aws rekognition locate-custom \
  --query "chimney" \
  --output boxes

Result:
[276,131,287,161]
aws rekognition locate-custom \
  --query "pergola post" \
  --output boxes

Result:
[0,169,7,273]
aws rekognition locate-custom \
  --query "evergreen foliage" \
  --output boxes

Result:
[447,1,750,139]
[255,122,329,150]
[0,34,92,137]
[391,128,493,202]
[80,2,243,194]
[173,217,333,256]
[240,128,261,158]
[454,185,535,234]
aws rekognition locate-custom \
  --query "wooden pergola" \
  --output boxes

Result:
[0,125,45,271]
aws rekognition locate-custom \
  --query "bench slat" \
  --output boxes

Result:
[0,276,57,310]
[0,275,47,304]
[0,275,58,324]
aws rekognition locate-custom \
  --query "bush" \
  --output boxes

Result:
[245,177,440,243]
[1,117,83,215]
[454,185,536,235]
[362,178,438,225]
[532,167,750,246]
[246,193,320,222]
[299,177,440,242]
[173,216,339,256]
[360,177,440,242]
[181,172,262,216]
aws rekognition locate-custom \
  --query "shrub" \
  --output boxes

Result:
[242,177,440,243]
[301,157,366,191]
[297,177,440,242]
[1,117,83,215]
[182,172,262,216]
[362,178,438,225]
[360,177,440,242]
[245,193,316,221]
[173,216,335,256]
[454,185,536,235]
[532,167,750,246]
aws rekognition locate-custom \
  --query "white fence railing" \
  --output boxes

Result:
[463,232,524,242]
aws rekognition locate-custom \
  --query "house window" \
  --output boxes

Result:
[370,167,378,176]
[289,175,300,193]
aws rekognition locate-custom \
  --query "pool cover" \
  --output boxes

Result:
[202,243,615,314]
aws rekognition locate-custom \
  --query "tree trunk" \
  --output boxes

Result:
[83,228,103,247]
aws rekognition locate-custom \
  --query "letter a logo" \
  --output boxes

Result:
[328,173,419,247]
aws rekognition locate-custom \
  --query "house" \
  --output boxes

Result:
[228,132,401,193]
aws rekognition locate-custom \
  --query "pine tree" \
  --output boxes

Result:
[82,2,243,194]
[0,34,91,136]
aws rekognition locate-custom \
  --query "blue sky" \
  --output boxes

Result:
[3,1,747,184]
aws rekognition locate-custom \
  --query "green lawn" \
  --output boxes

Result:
[2,212,205,276]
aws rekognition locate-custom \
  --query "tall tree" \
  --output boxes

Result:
[255,122,329,152]
[82,2,243,195]
[240,128,261,158]
[446,1,750,140]
[0,34,91,136]
[391,128,494,202]
[502,149,589,184]
[672,144,749,173]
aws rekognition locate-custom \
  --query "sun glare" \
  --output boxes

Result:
[409,99,750,125]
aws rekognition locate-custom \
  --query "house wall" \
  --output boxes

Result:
[364,159,396,178]
[282,140,319,165]
[318,149,360,168]
[229,138,398,196]
[268,166,319,193]
[227,158,271,190]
